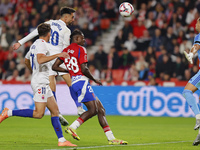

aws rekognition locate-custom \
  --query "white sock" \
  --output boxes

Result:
[105,131,115,141]
[196,114,200,119]
[58,137,66,142]
[7,110,12,117]
[70,120,81,130]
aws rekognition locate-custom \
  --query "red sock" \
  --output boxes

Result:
[103,125,111,133]
[77,117,84,125]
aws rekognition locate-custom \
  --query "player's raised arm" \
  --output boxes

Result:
[13,29,39,50]
[81,62,102,85]
[184,44,200,64]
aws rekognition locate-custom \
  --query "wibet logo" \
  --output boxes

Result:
[117,87,198,117]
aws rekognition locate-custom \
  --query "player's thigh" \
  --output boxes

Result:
[185,71,200,92]
[84,100,97,112]
[61,73,72,87]
[46,96,59,116]
[35,102,46,114]
[49,75,56,91]
[185,82,198,93]
[95,97,106,114]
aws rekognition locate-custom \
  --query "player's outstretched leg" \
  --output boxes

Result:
[96,98,128,145]
[193,134,200,146]
[0,107,34,123]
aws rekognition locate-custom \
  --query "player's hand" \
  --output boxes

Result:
[94,79,102,85]
[58,52,69,58]
[184,51,193,64]
[13,42,21,50]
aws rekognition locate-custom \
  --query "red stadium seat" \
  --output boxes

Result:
[100,18,110,30]
[130,51,143,58]
[112,69,125,81]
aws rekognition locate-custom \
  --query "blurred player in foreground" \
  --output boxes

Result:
[0,23,76,147]
[13,7,85,126]
[52,30,128,145]
[183,17,200,146]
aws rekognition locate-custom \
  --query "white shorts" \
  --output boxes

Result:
[31,83,53,102]
[49,58,68,76]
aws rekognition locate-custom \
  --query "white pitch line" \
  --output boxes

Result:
[44,140,192,150]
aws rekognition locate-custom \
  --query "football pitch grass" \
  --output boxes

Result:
[0,115,200,150]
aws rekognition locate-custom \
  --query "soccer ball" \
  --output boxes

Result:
[119,2,134,17]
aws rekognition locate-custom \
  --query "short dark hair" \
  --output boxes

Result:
[70,29,83,41]
[37,23,51,37]
[60,7,75,16]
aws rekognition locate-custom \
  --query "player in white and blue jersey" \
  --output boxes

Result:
[0,23,76,147]
[183,17,200,146]
[52,30,128,145]
[13,7,85,126]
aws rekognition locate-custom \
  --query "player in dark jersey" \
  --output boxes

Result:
[52,30,128,145]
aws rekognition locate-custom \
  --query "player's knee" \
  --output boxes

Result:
[34,112,44,119]
[182,89,192,98]
[51,110,59,117]
[98,107,106,115]
[89,108,98,116]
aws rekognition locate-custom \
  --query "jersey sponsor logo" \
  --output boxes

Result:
[117,87,196,117]
[67,49,74,54]
[72,75,82,82]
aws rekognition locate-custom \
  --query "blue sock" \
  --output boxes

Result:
[13,109,33,117]
[69,86,82,107]
[51,116,63,139]
[183,89,200,115]
[52,91,57,102]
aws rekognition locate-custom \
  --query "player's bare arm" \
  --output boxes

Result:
[81,63,102,85]
[184,44,200,64]
[190,44,200,54]
[52,58,69,73]
[37,52,68,64]
[24,58,32,72]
